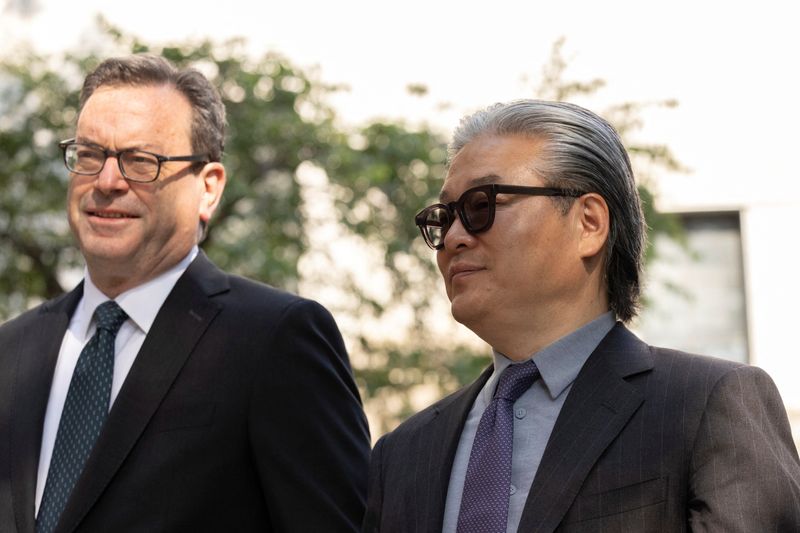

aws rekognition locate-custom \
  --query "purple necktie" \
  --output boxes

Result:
[456,359,540,533]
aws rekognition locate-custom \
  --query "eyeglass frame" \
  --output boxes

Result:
[58,138,210,183]
[414,183,586,250]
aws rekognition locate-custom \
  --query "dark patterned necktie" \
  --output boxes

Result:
[456,359,540,533]
[36,300,128,533]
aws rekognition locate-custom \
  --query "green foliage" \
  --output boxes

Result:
[138,39,345,292]
[0,26,683,434]
[0,44,83,316]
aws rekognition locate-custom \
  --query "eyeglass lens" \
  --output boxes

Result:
[64,144,160,182]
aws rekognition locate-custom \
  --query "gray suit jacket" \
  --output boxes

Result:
[0,253,371,532]
[363,324,800,532]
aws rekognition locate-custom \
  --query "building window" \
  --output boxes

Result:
[634,211,748,362]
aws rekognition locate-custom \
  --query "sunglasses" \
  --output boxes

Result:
[414,183,584,250]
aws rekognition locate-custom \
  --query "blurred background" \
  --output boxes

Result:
[2,0,798,443]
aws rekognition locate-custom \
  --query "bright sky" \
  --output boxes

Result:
[4,0,799,208]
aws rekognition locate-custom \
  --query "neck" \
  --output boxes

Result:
[87,272,145,299]
[83,245,197,299]
[473,296,610,361]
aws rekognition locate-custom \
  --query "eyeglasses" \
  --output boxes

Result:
[414,183,585,250]
[58,139,209,183]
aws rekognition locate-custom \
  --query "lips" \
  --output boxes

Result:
[86,208,138,219]
[448,262,484,282]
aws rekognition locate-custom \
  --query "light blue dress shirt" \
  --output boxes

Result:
[442,312,616,533]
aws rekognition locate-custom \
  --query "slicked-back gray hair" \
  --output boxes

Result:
[79,54,226,163]
[449,99,646,322]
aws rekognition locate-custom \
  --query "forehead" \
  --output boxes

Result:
[76,84,193,150]
[441,134,546,201]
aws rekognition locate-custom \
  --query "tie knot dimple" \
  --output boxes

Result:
[94,300,128,333]
[494,359,539,402]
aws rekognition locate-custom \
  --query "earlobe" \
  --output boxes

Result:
[577,193,609,259]
[199,162,227,223]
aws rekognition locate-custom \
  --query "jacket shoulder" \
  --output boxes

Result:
[190,255,330,321]
[0,290,76,338]
[221,273,336,324]
[647,344,750,385]
[380,371,488,444]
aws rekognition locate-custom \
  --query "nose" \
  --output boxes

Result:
[441,214,476,251]
[94,156,129,194]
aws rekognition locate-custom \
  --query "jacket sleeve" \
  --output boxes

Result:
[688,364,800,531]
[249,298,371,532]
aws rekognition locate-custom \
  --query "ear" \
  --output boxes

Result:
[198,162,227,224]
[575,193,610,260]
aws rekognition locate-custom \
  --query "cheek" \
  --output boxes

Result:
[67,179,81,203]
[66,182,85,219]
[161,184,203,230]
[436,253,446,276]
[155,178,194,209]
[436,253,453,295]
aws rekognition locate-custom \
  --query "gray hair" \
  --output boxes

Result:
[79,54,226,163]
[450,99,646,322]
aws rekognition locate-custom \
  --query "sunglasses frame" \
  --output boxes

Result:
[414,183,585,250]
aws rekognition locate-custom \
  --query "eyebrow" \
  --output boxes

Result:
[439,174,503,202]
[74,136,103,148]
[74,136,160,152]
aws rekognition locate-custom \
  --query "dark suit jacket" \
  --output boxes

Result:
[0,253,371,533]
[363,324,800,532]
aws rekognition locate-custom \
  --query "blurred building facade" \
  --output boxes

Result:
[636,184,800,446]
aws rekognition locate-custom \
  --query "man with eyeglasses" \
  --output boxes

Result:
[363,100,800,532]
[0,54,370,533]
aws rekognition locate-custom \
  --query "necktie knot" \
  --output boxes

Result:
[94,300,128,334]
[494,359,539,403]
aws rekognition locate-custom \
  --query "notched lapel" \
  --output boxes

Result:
[10,288,81,533]
[55,255,227,533]
[518,325,653,533]
[376,366,492,533]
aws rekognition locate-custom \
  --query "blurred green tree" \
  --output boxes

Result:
[0,24,681,434]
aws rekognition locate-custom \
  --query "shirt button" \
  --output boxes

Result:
[515,407,527,419]
[510,484,517,495]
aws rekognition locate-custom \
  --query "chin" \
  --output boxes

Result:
[79,239,137,265]
[450,299,482,329]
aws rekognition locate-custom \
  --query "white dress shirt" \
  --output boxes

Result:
[34,247,198,514]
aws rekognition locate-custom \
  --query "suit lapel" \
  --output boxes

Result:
[55,254,228,533]
[416,366,493,532]
[10,287,82,533]
[518,324,653,533]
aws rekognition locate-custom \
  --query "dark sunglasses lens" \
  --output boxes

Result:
[422,207,450,248]
[462,189,492,231]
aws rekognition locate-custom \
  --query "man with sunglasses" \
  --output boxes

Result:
[0,54,370,532]
[363,100,800,532]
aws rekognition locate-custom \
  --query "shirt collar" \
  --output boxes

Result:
[491,311,616,400]
[78,247,199,338]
